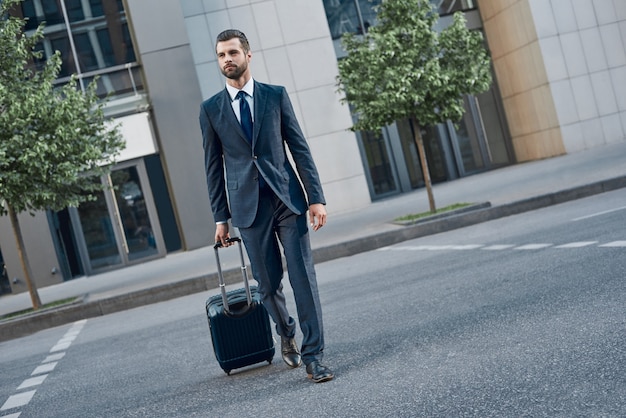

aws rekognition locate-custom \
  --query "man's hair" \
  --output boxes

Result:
[215,29,250,53]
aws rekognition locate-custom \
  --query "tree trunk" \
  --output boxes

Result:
[7,203,42,309]
[411,116,436,213]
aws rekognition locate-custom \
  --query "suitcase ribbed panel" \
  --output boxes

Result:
[206,286,275,372]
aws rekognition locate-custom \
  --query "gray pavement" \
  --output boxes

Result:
[1,142,626,341]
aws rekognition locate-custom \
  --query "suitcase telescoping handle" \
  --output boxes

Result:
[214,237,253,313]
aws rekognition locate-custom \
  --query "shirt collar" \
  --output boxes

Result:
[226,78,254,101]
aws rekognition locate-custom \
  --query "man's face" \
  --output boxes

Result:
[216,38,251,80]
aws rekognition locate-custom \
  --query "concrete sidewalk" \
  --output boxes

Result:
[1,142,625,341]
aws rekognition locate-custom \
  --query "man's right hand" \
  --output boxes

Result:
[215,223,232,247]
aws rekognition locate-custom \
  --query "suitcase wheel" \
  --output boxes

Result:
[225,369,231,375]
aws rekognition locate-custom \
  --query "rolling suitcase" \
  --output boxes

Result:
[205,237,275,375]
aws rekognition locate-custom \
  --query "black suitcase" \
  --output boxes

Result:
[205,237,275,375]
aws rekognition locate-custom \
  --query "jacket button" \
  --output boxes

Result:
[253,155,258,160]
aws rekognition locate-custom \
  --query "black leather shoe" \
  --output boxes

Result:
[306,361,334,383]
[281,337,302,368]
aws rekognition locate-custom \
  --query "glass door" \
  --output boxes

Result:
[76,182,123,270]
[447,96,487,176]
[447,92,513,176]
[72,159,164,274]
[110,166,159,261]
[357,129,400,198]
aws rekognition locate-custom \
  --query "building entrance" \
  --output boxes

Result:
[51,159,166,277]
[358,86,513,200]
[76,161,164,273]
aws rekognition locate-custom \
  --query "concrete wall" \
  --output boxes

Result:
[478,0,566,161]
[125,0,215,250]
[478,0,626,160]
[528,0,626,153]
[180,0,371,215]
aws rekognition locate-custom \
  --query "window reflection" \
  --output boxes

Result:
[357,0,381,33]
[361,130,397,195]
[323,0,382,40]
[112,167,158,261]
[12,0,141,99]
[430,0,476,16]
[50,35,75,77]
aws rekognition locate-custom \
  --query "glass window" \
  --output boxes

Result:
[12,0,142,99]
[19,0,40,30]
[122,23,136,63]
[50,35,76,77]
[77,182,122,270]
[74,32,98,71]
[323,0,360,39]
[65,0,85,22]
[323,0,382,40]
[41,0,64,25]
[430,0,476,16]
[361,129,397,195]
[357,0,381,32]
[111,167,159,261]
[97,28,116,67]
[452,111,485,173]
[89,0,104,18]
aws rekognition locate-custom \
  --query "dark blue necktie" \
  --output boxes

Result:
[236,91,253,143]
[236,90,266,189]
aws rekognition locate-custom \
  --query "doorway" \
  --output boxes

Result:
[359,86,513,200]
[69,159,165,274]
[357,129,400,198]
[0,249,12,295]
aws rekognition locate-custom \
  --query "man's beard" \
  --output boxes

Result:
[221,61,247,80]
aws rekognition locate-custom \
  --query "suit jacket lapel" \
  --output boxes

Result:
[252,81,267,149]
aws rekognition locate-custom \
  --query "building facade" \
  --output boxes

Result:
[1,0,624,295]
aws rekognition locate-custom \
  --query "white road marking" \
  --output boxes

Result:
[390,245,442,251]
[42,353,65,363]
[554,241,598,248]
[448,244,484,250]
[599,241,626,247]
[396,244,485,250]
[514,244,553,250]
[57,335,77,344]
[0,391,36,411]
[50,342,72,352]
[31,362,57,376]
[572,206,626,221]
[482,244,516,250]
[17,375,48,390]
[0,320,88,416]
[384,241,624,251]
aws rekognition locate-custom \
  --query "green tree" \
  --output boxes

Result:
[0,0,124,309]
[337,0,492,212]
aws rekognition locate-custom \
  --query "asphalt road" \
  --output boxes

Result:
[1,190,625,417]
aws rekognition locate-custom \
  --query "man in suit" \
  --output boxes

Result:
[199,29,333,383]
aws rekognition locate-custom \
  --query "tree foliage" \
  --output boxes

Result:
[336,0,492,132]
[0,0,125,216]
[0,0,125,308]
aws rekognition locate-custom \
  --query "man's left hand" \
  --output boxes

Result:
[309,203,327,231]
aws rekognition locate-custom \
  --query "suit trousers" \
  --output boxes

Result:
[238,188,324,365]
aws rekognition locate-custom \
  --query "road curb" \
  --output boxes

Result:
[1,175,625,342]
[312,175,626,263]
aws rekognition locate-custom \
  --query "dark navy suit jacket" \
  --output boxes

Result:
[199,81,325,228]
